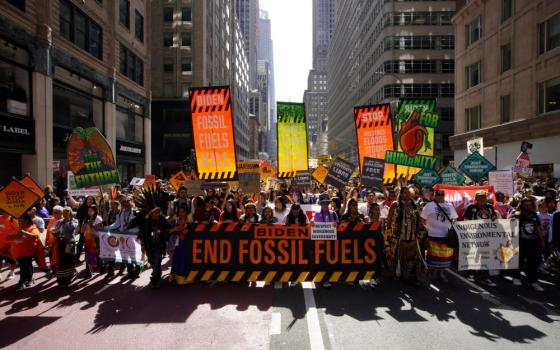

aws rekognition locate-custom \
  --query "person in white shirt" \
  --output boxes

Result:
[421,189,458,282]
[273,197,290,224]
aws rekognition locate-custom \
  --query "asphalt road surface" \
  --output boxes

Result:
[1,261,559,350]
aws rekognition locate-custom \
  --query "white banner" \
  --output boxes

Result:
[454,219,519,271]
[67,171,100,197]
[311,222,338,240]
[98,230,143,266]
[488,170,514,197]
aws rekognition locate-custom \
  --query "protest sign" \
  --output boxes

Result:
[143,174,156,189]
[386,99,439,180]
[312,165,329,184]
[433,184,495,219]
[184,180,205,195]
[311,222,337,240]
[67,127,119,188]
[277,102,308,178]
[189,86,238,180]
[169,171,189,191]
[67,171,100,197]
[20,175,44,198]
[317,155,332,166]
[0,179,41,218]
[238,171,260,193]
[360,157,385,190]
[293,172,311,187]
[458,151,494,183]
[454,219,519,271]
[98,230,144,267]
[129,177,144,187]
[259,160,276,181]
[353,104,395,183]
[467,137,484,155]
[513,141,533,176]
[439,166,466,185]
[238,161,260,174]
[413,169,441,188]
[325,158,355,189]
[488,170,514,197]
[169,222,383,284]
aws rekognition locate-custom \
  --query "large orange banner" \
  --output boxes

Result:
[353,104,395,184]
[189,86,238,181]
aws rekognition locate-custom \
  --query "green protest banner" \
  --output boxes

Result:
[440,166,466,185]
[458,151,494,183]
[413,169,441,188]
[67,127,119,188]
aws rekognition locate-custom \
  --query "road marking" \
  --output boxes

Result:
[429,283,440,292]
[270,312,282,335]
[301,282,325,350]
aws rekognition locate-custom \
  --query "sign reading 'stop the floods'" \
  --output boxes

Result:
[67,127,119,188]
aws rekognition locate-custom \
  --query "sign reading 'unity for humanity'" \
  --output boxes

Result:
[189,86,238,181]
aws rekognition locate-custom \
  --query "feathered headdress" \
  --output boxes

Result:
[133,185,168,216]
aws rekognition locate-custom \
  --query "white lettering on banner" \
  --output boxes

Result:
[119,145,142,154]
[453,219,519,271]
[196,94,224,107]
[98,231,143,266]
[361,111,385,123]
[311,223,337,240]
[196,115,227,130]
[198,132,230,149]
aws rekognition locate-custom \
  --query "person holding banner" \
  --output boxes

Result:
[50,207,79,287]
[421,190,458,282]
[273,197,290,224]
[109,197,140,281]
[239,202,260,224]
[510,198,545,291]
[81,205,104,278]
[340,199,366,224]
[388,189,422,286]
[284,204,309,226]
[260,207,278,225]
[193,197,221,224]
[219,200,241,223]
[313,193,339,223]
[170,204,191,284]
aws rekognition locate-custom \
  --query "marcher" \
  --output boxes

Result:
[81,205,103,278]
[313,193,338,223]
[239,202,261,223]
[284,204,309,225]
[260,207,278,224]
[340,198,366,224]
[14,214,42,291]
[273,197,290,223]
[138,207,171,288]
[170,204,191,284]
[51,207,79,287]
[421,189,458,282]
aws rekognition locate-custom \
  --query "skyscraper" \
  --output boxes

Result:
[304,0,335,158]
[151,0,251,177]
[328,0,456,167]
[257,9,276,160]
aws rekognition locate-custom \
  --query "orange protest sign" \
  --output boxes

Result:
[0,179,42,218]
[353,104,395,184]
[20,175,44,198]
[259,160,276,181]
[144,174,156,189]
[169,171,189,191]
[190,86,238,180]
[311,165,329,184]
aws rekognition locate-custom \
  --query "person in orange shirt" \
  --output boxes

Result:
[46,206,64,269]
[13,214,42,291]
[0,210,18,280]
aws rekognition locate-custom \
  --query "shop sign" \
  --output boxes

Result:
[116,140,144,158]
[0,114,34,152]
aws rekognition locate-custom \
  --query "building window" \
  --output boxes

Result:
[466,16,482,47]
[116,97,144,144]
[163,32,173,47]
[500,95,511,122]
[181,57,192,73]
[538,14,560,54]
[0,40,30,117]
[181,84,189,98]
[163,83,174,97]
[466,105,481,131]
[5,0,25,11]
[163,58,173,73]
[119,44,144,86]
[501,43,512,72]
[502,0,513,22]
[538,76,560,114]
[59,0,102,59]
[181,7,192,22]
[181,32,191,47]
[134,10,144,42]
[163,7,173,22]
[466,61,481,89]
[119,0,130,29]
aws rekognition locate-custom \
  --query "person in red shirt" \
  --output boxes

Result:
[193,196,222,224]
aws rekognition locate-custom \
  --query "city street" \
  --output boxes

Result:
[1,262,559,350]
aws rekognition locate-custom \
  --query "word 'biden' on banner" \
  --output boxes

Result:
[189,86,238,180]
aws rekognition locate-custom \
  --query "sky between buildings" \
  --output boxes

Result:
[260,0,312,103]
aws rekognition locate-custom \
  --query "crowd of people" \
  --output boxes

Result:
[1,176,559,292]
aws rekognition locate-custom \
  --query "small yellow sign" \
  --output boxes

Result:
[311,165,329,184]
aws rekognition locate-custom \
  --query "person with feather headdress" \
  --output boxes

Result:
[129,186,172,288]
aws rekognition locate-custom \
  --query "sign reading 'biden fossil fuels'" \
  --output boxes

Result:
[189,86,238,181]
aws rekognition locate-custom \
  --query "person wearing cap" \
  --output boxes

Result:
[464,190,501,287]
[313,193,338,223]
[421,189,458,282]
[240,202,261,223]
[284,204,309,226]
